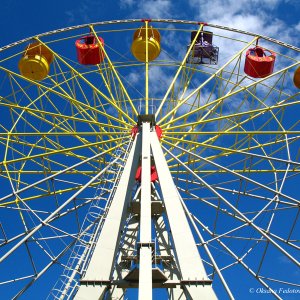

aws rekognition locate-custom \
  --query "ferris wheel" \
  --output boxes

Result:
[0,19,299,300]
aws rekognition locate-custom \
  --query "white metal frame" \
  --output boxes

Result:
[74,122,217,299]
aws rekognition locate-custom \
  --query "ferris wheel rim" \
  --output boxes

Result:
[1,18,300,54]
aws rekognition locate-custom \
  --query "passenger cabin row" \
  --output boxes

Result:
[17,25,300,88]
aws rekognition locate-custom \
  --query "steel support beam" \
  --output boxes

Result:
[138,122,153,300]
[0,144,127,204]
[71,122,219,299]
[75,137,141,300]
[154,216,185,300]
[0,157,120,265]
[163,144,300,268]
[110,216,139,299]
[150,131,217,299]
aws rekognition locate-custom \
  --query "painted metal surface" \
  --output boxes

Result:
[150,131,217,299]
[72,123,219,299]
[75,137,141,299]
[138,122,153,299]
[75,35,105,65]
[131,24,161,62]
[244,46,275,78]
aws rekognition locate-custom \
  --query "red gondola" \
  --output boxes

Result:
[75,35,104,65]
[244,46,275,78]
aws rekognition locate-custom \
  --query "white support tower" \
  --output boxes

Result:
[74,116,217,300]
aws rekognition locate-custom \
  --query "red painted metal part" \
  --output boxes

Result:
[244,46,275,78]
[155,125,162,139]
[76,36,104,65]
[135,166,142,181]
[131,125,162,140]
[131,125,139,139]
[135,165,158,182]
[132,125,161,182]
[293,67,300,88]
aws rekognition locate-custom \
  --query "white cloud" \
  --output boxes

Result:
[65,1,92,24]
[149,65,173,96]
[119,0,136,8]
[189,0,281,21]
[114,0,299,120]
[64,0,108,25]
[119,0,173,18]
[127,71,140,85]
[187,0,298,47]
[65,11,75,24]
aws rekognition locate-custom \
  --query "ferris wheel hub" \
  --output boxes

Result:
[131,115,162,140]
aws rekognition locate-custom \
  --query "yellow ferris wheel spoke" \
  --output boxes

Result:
[1,89,126,156]
[164,63,293,140]
[1,170,101,175]
[163,101,297,169]
[0,131,128,137]
[3,102,112,161]
[155,24,204,119]
[164,131,300,169]
[163,136,299,167]
[56,68,118,132]
[45,70,131,129]
[0,140,128,210]
[97,65,127,125]
[157,59,245,158]
[169,169,299,174]
[163,53,235,132]
[0,136,79,174]
[35,37,136,124]
[90,25,138,117]
[157,36,259,126]
[163,98,300,131]
[0,67,131,130]
[6,73,111,152]
[164,131,300,136]
[1,133,101,170]
[47,76,102,127]
[0,172,48,194]
[0,135,98,187]
[8,71,97,134]
[164,132,299,175]
[161,96,299,166]
[0,181,102,207]
[1,137,127,167]
[161,60,300,129]
[0,100,116,128]
[198,104,289,155]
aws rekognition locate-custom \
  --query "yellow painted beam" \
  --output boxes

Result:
[155,24,204,119]
[90,25,138,117]
[0,136,127,167]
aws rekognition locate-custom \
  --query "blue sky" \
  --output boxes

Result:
[1,0,300,48]
[0,1,300,300]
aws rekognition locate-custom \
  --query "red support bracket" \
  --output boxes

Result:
[131,125,162,140]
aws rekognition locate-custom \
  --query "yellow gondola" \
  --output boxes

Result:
[131,25,161,62]
[18,42,53,81]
